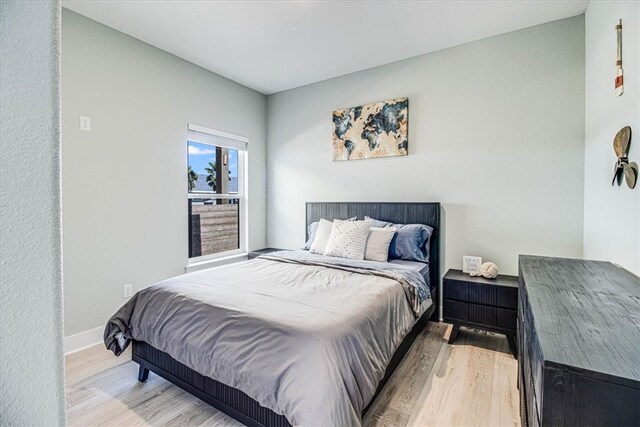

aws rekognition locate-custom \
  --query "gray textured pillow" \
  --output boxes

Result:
[323,220,371,260]
[364,227,396,262]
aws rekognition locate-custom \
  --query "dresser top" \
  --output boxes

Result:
[444,269,518,288]
[519,255,640,386]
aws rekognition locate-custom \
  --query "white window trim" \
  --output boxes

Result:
[188,123,249,143]
[188,123,248,151]
[187,125,248,267]
[185,253,248,274]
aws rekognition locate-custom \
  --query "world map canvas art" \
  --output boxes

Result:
[332,97,408,161]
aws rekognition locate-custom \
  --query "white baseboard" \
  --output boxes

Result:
[64,326,104,355]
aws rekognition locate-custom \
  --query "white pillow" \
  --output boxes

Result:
[364,227,396,262]
[323,220,371,260]
[308,219,334,255]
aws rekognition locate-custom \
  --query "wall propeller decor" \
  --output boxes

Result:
[611,126,637,189]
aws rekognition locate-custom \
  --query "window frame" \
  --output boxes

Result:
[186,124,248,265]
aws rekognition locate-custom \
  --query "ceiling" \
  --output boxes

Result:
[62,0,588,95]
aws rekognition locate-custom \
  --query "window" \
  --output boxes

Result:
[187,124,247,262]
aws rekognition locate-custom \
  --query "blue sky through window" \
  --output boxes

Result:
[188,141,239,176]
[188,141,238,192]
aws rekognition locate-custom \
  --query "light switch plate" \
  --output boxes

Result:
[80,116,91,132]
[123,283,133,298]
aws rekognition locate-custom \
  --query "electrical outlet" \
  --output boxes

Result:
[123,283,133,298]
[80,116,91,132]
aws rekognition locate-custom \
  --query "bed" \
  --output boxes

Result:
[104,202,440,427]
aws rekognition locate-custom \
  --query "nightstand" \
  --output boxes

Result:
[247,248,287,260]
[443,269,518,356]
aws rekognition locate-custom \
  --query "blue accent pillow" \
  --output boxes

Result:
[366,217,434,262]
[364,216,392,228]
[303,217,357,250]
[303,222,320,250]
[388,223,434,262]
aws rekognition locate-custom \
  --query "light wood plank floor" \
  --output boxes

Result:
[66,322,520,426]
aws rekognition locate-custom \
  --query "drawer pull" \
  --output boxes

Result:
[552,372,567,393]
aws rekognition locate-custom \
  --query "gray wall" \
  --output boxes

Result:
[0,1,66,424]
[583,1,639,276]
[267,16,585,277]
[62,10,267,337]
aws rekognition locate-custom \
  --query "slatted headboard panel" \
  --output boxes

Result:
[305,202,441,319]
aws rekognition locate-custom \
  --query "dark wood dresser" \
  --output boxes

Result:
[443,269,518,355]
[518,255,640,427]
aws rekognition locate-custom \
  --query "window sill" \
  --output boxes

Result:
[185,252,248,273]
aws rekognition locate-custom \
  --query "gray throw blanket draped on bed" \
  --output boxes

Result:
[104,251,431,426]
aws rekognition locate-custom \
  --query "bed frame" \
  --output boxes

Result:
[132,202,440,427]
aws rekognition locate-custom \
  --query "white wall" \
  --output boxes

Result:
[61,10,267,340]
[0,1,66,424]
[267,16,585,277]
[583,1,640,276]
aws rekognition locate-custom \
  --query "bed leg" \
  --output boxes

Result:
[138,366,149,382]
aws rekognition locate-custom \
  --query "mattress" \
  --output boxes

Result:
[389,259,430,286]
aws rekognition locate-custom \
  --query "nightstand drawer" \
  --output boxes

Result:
[496,307,517,332]
[444,279,517,309]
[444,300,469,322]
[469,282,497,306]
[444,280,469,301]
[496,286,518,309]
[444,300,517,333]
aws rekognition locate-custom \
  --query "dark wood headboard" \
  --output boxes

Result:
[305,202,441,319]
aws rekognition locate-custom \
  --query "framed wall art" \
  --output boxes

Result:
[332,97,408,161]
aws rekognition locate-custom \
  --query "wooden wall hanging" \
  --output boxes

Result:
[615,19,624,96]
